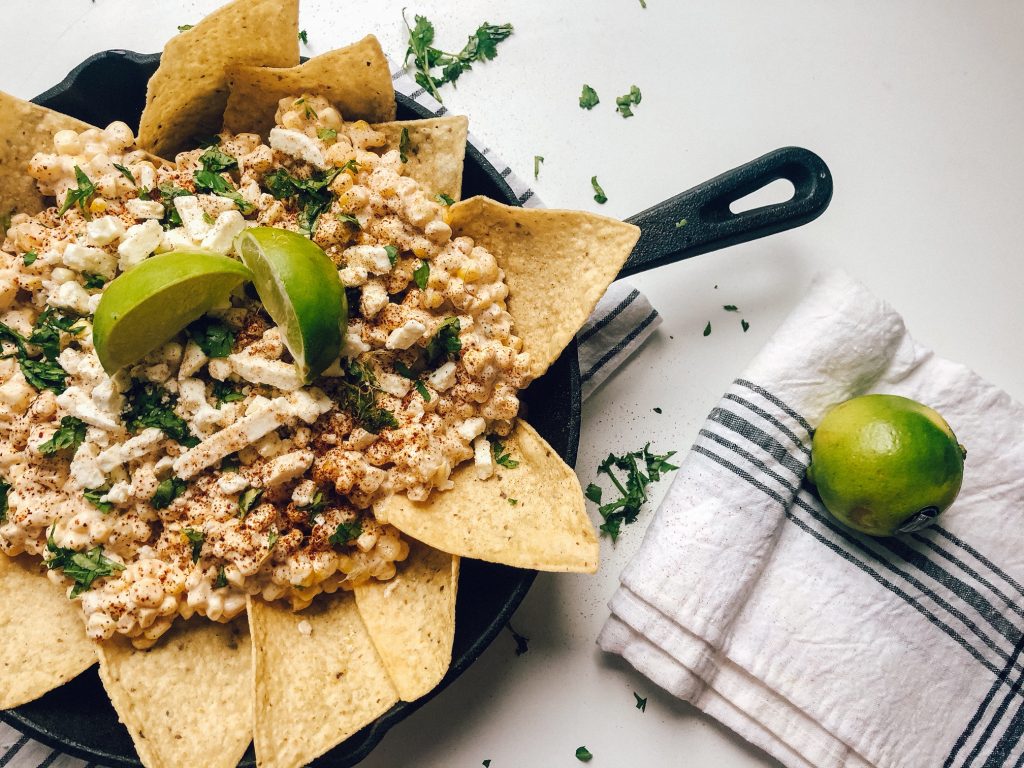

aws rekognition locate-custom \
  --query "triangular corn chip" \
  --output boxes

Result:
[222,36,395,137]
[249,592,399,768]
[354,541,458,702]
[376,420,598,572]
[447,196,641,379]
[0,554,96,708]
[0,91,92,222]
[96,618,252,768]
[138,0,300,157]
[375,116,469,202]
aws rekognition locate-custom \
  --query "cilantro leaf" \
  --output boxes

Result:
[585,483,603,503]
[20,358,69,393]
[534,155,543,180]
[298,29,309,44]
[575,746,593,762]
[113,162,136,185]
[123,382,198,446]
[723,304,739,312]
[84,486,113,513]
[22,251,37,266]
[337,212,361,229]
[741,319,750,332]
[187,316,234,358]
[336,360,398,434]
[507,622,529,655]
[83,273,106,289]
[298,489,328,518]
[436,192,455,206]
[634,692,648,711]
[675,218,688,228]
[177,23,194,32]
[28,308,83,361]
[38,416,87,456]
[384,245,399,266]
[425,316,461,366]
[212,379,244,406]
[45,528,125,598]
[58,166,96,217]
[590,444,678,541]
[703,321,711,336]
[414,380,432,401]
[197,146,237,174]
[591,176,608,204]
[413,260,430,290]
[152,477,187,509]
[489,436,519,469]
[0,478,9,523]
[329,519,363,547]
[615,84,642,118]
[157,184,191,229]
[238,487,264,517]
[184,527,205,562]
[263,167,342,236]
[214,566,228,588]
[318,127,337,142]
[579,84,600,110]
[399,127,411,163]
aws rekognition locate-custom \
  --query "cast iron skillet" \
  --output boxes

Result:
[0,50,833,767]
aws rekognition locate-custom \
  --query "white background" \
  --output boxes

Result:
[4,1,1024,766]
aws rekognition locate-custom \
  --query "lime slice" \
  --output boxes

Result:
[93,250,253,373]
[235,227,346,382]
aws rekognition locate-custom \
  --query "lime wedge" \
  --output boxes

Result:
[235,227,346,382]
[93,250,253,374]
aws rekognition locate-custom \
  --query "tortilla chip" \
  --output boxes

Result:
[96,618,252,768]
[375,116,469,202]
[249,592,399,767]
[138,0,300,157]
[377,420,598,572]
[222,36,396,137]
[354,542,458,702]
[448,197,641,380]
[0,554,96,708]
[0,91,93,223]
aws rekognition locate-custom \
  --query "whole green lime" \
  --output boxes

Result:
[807,394,966,536]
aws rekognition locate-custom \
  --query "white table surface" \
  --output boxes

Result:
[4,1,1024,766]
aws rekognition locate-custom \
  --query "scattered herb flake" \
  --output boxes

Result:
[579,84,600,110]
[268,528,279,549]
[425,317,462,366]
[337,212,362,229]
[22,251,37,266]
[703,321,711,336]
[212,380,244,406]
[58,166,96,218]
[0,478,9,523]
[329,519,363,547]
[384,245,399,266]
[591,176,608,204]
[123,382,198,446]
[640,0,647,7]
[483,762,491,768]
[399,127,411,163]
[634,692,648,711]
[238,487,264,517]
[675,218,687,228]
[413,260,430,290]
[157,183,190,229]
[298,489,328,519]
[337,360,398,434]
[340,159,361,174]
[187,316,234,357]
[177,24,194,32]
[723,304,738,312]
[585,483,603,503]
[152,477,187,510]
[575,746,593,762]
[214,566,228,589]
[38,416,87,456]
[653,407,663,414]
[184,528,205,562]
[263,166,341,236]
[193,147,253,214]
[591,444,678,540]
[414,379,432,401]
[489,436,519,469]
[508,498,518,505]
[741,319,750,332]
[298,29,309,44]
[507,622,529,655]
[615,84,642,118]
[403,13,514,103]
[45,527,125,598]
[534,155,544,180]
[436,192,455,206]
[318,127,337,142]
[84,486,113,513]
[113,162,136,185]
[83,273,106,289]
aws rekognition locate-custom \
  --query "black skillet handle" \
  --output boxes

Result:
[618,146,833,279]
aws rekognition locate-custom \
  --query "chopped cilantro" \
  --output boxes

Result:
[298,29,309,44]
[193,147,253,214]
[436,192,455,206]
[84,486,113,513]
[38,416,87,456]
[196,135,222,148]
[28,308,83,362]
[675,218,688,228]
[184,528,205,562]
[653,406,663,414]
[337,212,361,229]
[123,382,198,446]
[329,519,363,547]
[399,127,411,163]
[591,176,608,204]
[0,478,8,523]
[507,622,529,655]
[403,13,514,103]
[508,498,518,505]
[298,489,328,518]
[58,166,95,217]
[112,162,136,185]
[723,304,738,312]
[425,316,461,366]
[22,251,37,266]
[589,444,678,540]
[394,361,431,401]
[268,528,279,549]
[187,316,234,357]
[489,436,519,469]
[336,360,398,434]
[83,273,106,289]
[640,0,647,7]
[634,692,648,711]
[214,566,228,589]
[263,166,342,236]
[238,487,264,517]
[534,155,543,180]
[20,358,68,393]
[741,319,750,332]
[483,762,491,768]
[202,211,215,226]
[177,23,194,32]
[703,321,711,336]
[318,127,337,142]
[339,158,360,174]
[413,260,430,290]
[575,746,593,762]
[45,527,125,598]
[414,380,432,401]
[157,183,190,229]
[212,380,244,406]
[0,319,70,393]
[615,84,642,118]
[579,84,600,110]
[220,454,241,472]
[152,477,187,510]
[384,245,399,266]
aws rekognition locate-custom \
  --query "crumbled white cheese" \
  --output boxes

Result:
[49,281,92,315]
[100,481,132,505]
[96,428,165,473]
[385,320,426,350]
[263,450,315,487]
[376,372,411,398]
[179,341,209,379]
[85,215,126,247]
[125,199,165,220]
[216,473,249,495]
[269,127,327,169]
[207,358,232,381]
[297,619,313,637]
[227,353,303,392]
[173,399,289,479]
[457,416,487,442]
[172,196,211,242]
[284,388,334,425]
[473,435,494,479]
[68,443,106,491]
[201,210,246,255]
[56,385,120,430]
[340,327,370,358]
[426,362,457,392]
[117,220,163,271]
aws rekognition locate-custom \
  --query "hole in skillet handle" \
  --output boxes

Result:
[617,146,833,279]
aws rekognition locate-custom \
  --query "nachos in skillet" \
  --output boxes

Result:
[0,1,640,766]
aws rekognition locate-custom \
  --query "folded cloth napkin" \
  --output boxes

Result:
[599,268,1024,768]
[0,61,662,768]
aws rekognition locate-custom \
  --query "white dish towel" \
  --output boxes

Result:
[599,269,1024,768]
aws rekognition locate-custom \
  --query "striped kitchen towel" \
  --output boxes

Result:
[0,63,660,768]
[599,269,1024,768]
